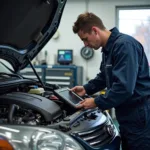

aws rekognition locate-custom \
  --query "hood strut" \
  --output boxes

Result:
[27,56,45,88]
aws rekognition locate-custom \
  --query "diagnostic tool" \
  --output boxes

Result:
[54,87,83,108]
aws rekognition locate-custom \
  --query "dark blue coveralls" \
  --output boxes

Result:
[83,27,150,150]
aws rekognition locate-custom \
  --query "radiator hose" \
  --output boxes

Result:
[8,104,17,123]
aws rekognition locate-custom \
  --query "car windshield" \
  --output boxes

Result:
[0,59,13,73]
[0,59,21,80]
[0,59,14,74]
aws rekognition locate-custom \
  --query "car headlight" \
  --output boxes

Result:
[30,130,83,150]
[0,125,84,150]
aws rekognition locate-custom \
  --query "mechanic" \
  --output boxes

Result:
[71,12,150,150]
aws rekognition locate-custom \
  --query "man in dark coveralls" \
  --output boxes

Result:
[71,12,150,150]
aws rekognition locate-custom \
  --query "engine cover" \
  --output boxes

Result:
[0,92,62,122]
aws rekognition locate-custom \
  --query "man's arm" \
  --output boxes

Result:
[94,42,140,110]
[83,62,106,95]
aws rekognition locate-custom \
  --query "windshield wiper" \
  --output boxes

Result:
[0,61,14,73]
[0,72,22,79]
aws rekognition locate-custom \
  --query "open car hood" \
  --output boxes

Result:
[0,0,67,72]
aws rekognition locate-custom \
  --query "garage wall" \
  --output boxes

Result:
[42,0,150,84]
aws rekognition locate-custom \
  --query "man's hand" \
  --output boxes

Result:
[76,98,97,109]
[70,86,86,97]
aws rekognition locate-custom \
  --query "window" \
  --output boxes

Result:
[116,6,150,65]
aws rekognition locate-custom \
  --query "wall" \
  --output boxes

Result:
[41,0,150,84]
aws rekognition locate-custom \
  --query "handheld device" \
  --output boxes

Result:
[54,87,83,108]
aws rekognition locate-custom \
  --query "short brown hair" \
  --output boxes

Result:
[73,12,106,34]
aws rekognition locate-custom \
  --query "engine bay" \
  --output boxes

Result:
[0,75,120,149]
[0,78,75,125]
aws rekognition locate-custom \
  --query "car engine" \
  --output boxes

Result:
[0,78,71,125]
[0,77,120,149]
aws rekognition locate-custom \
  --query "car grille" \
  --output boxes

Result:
[71,119,115,149]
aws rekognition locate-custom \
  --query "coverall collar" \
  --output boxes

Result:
[102,27,120,54]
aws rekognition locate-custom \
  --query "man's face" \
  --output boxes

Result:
[78,29,101,50]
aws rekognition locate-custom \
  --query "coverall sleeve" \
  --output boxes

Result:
[94,42,139,110]
[83,61,106,95]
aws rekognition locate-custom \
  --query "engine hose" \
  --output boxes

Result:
[8,104,17,123]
